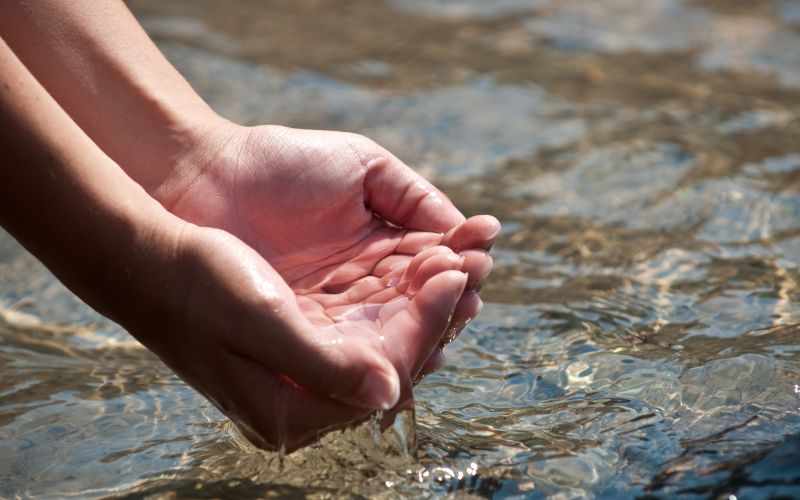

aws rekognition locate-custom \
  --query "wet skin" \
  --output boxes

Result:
[152,123,499,449]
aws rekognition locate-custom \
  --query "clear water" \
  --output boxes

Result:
[3,0,800,497]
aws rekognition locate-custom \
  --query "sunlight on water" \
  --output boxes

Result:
[2,0,800,497]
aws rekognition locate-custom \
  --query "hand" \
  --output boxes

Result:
[161,124,498,366]
[0,0,498,452]
[144,223,470,450]
[151,124,499,447]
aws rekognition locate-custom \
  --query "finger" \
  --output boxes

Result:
[190,229,403,414]
[396,245,456,293]
[442,215,501,252]
[364,154,465,233]
[460,248,493,290]
[288,224,402,292]
[442,290,483,347]
[382,270,467,382]
[416,291,483,385]
[225,354,372,452]
[304,276,386,308]
[406,252,464,296]
[374,263,485,349]
[380,266,407,287]
[372,254,411,277]
[229,269,403,410]
[417,349,446,383]
[242,302,403,411]
[366,285,405,304]
[378,296,410,325]
[396,230,444,254]
[415,291,483,386]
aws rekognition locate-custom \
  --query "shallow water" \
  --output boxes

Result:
[3,0,800,497]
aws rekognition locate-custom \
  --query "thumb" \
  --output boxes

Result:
[363,153,465,233]
[237,294,403,411]
[190,228,403,411]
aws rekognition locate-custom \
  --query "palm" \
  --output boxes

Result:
[173,127,452,286]
[225,127,382,279]
[173,124,491,285]
[163,125,497,447]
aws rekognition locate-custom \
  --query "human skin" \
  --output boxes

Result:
[0,36,494,449]
[0,0,498,359]
[0,1,498,449]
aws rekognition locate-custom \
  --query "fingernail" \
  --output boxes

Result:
[355,369,400,410]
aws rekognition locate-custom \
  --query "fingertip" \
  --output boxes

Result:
[363,154,465,233]
[460,248,493,290]
[443,215,502,252]
[483,215,502,237]
[460,289,484,317]
[407,269,468,333]
[433,269,469,293]
[425,270,469,313]
[407,252,465,295]
[325,334,403,410]
[480,215,502,249]
[398,245,457,292]
[443,290,482,346]
[307,325,403,410]
[353,366,401,410]
[417,349,446,383]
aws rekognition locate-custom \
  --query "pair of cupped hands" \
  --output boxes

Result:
[141,123,498,451]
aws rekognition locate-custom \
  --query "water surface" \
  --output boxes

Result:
[2,0,800,497]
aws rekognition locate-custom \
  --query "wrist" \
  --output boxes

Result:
[80,188,188,334]
[149,119,250,210]
[118,103,233,195]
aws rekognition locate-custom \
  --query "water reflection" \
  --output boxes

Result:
[1,0,800,497]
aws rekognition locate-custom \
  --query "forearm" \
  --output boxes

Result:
[0,36,180,328]
[0,0,226,198]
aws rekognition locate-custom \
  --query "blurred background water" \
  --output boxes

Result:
[2,0,800,497]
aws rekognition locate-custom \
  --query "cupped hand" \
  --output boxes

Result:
[152,124,498,448]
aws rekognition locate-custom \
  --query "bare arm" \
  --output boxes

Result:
[0,0,224,196]
[0,2,499,448]
[0,37,412,448]
[0,0,474,230]
[0,35,179,327]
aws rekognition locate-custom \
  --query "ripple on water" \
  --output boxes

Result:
[2,0,800,497]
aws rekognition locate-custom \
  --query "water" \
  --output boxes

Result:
[2,0,800,497]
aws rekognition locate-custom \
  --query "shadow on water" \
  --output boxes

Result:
[2,0,800,497]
